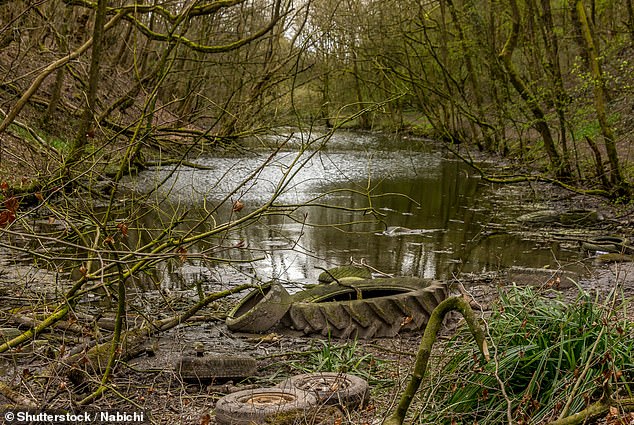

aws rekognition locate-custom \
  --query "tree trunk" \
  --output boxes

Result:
[68,0,109,166]
[113,21,133,68]
[569,0,624,190]
[537,0,572,177]
[42,5,73,127]
[499,0,565,178]
[446,0,492,149]
[351,50,369,129]
[628,0,634,43]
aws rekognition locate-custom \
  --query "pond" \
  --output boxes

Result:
[130,130,589,289]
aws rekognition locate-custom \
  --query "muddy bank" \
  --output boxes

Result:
[1,167,633,424]
[1,244,633,424]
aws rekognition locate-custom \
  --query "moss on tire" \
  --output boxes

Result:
[287,278,448,338]
[317,265,372,283]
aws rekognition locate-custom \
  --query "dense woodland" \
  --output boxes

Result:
[0,1,634,422]
[0,0,633,198]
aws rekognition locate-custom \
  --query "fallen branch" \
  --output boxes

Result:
[7,312,87,335]
[0,381,37,408]
[0,304,74,353]
[143,158,214,170]
[384,296,489,425]
[444,143,612,198]
[546,397,634,425]
[61,284,255,380]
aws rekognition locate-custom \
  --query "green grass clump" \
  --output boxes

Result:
[290,338,374,375]
[287,337,393,389]
[419,285,633,424]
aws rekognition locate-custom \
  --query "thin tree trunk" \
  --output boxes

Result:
[628,0,634,43]
[538,0,572,177]
[584,136,610,188]
[569,0,624,189]
[68,0,109,165]
[138,3,157,77]
[499,0,565,178]
[436,1,452,131]
[352,49,369,129]
[42,5,73,127]
[446,0,491,149]
[114,21,133,68]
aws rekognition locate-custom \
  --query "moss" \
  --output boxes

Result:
[596,253,633,263]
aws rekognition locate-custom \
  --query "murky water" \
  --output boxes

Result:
[130,130,587,288]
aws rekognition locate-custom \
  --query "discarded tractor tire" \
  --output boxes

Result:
[214,387,318,425]
[226,282,291,333]
[288,277,448,338]
[175,354,257,383]
[278,372,369,410]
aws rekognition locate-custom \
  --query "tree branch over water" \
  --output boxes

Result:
[445,143,612,198]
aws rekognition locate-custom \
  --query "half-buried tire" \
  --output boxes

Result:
[288,277,448,338]
[214,387,318,425]
[226,282,291,333]
[175,354,257,383]
[278,372,369,410]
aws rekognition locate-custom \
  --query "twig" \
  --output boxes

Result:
[489,322,515,424]
[0,380,37,407]
[59,283,256,374]
[314,266,340,284]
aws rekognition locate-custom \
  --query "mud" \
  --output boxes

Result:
[1,241,632,424]
[1,167,633,424]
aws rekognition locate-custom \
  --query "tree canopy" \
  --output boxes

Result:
[0,0,632,198]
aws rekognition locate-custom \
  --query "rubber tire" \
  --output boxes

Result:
[277,372,369,410]
[318,265,372,283]
[582,236,628,253]
[226,282,291,333]
[214,387,318,425]
[175,354,257,382]
[288,278,447,338]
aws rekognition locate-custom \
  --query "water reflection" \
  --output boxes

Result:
[130,131,582,288]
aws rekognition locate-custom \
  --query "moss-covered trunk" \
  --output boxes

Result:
[498,0,566,179]
[570,0,625,193]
